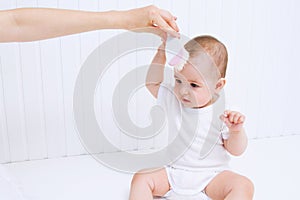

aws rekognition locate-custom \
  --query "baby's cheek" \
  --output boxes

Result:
[195,91,212,105]
[173,87,180,98]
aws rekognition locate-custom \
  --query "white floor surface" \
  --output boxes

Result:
[1,135,299,200]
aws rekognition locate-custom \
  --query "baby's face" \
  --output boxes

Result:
[173,59,220,108]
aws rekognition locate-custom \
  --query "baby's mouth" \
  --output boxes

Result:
[181,97,191,103]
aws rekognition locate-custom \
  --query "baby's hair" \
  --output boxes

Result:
[184,35,228,78]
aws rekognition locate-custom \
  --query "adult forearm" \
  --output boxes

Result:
[0,5,180,42]
[0,8,128,42]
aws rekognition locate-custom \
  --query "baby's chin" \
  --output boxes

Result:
[175,95,210,108]
[182,100,211,109]
[180,100,199,108]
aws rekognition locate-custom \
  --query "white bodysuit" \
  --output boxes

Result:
[157,85,230,198]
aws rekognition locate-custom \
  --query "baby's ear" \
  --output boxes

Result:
[215,78,226,92]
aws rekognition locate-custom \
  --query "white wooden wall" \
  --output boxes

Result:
[0,0,299,163]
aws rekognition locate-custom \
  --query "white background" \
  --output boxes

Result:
[0,0,299,163]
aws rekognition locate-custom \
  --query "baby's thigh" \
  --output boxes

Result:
[204,170,253,200]
[132,168,170,196]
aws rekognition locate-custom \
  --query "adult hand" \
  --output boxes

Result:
[125,5,180,38]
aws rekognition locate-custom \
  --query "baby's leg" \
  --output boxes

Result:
[205,170,254,200]
[129,168,170,200]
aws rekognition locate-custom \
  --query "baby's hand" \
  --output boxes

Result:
[220,110,245,133]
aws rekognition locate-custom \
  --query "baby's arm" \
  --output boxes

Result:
[220,110,248,156]
[145,41,166,98]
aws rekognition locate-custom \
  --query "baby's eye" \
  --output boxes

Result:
[175,79,182,84]
[190,83,199,88]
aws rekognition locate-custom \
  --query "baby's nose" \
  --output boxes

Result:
[180,85,189,95]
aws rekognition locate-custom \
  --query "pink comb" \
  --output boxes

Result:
[168,49,188,71]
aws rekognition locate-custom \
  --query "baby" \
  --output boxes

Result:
[129,35,254,200]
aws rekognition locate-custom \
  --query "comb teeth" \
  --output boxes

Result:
[168,48,189,71]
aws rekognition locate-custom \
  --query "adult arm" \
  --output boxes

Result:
[0,5,179,42]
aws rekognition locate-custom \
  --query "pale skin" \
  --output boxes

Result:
[0,5,179,42]
[129,41,254,200]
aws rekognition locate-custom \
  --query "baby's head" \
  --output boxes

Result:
[173,35,228,108]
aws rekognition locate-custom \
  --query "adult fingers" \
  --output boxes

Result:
[152,10,180,38]
[158,9,179,32]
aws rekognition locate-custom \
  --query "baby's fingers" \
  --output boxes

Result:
[220,114,232,128]
[228,112,245,124]
[237,115,245,124]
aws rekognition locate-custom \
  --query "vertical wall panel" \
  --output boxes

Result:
[96,44,122,152]
[77,0,103,138]
[282,0,300,136]
[255,0,283,139]
[117,45,139,150]
[120,0,147,151]
[136,0,153,7]
[189,0,207,36]
[16,0,37,8]
[172,1,190,36]
[202,0,223,36]
[98,0,123,152]
[38,0,68,158]
[135,49,155,151]
[36,1,67,158]
[222,0,256,138]
[38,38,67,158]
[59,35,85,156]
[76,0,103,154]
[0,0,16,163]
[227,0,256,138]
[16,0,48,162]
[153,0,170,9]
[58,0,85,156]
[18,42,48,160]
[0,44,28,162]
[0,1,15,9]
[0,58,10,163]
